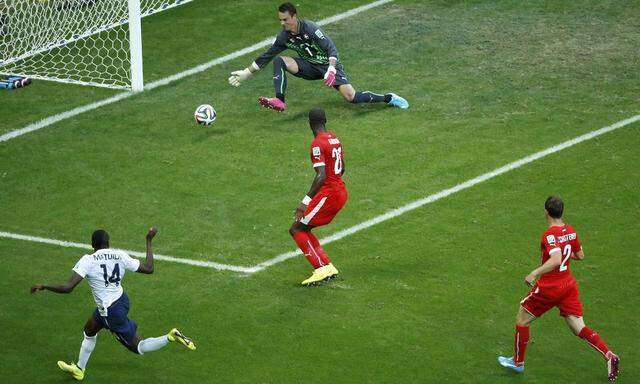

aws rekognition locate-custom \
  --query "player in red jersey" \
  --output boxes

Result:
[289,107,348,285]
[498,196,619,381]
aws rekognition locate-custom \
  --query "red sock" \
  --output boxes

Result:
[307,232,331,265]
[292,231,324,269]
[579,327,610,358]
[514,325,529,365]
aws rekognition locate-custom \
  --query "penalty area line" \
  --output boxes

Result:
[248,114,640,272]
[5,115,640,274]
[3,115,636,273]
[0,231,255,273]
[0,0,394,143]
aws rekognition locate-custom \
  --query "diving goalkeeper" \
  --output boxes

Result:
[228,2,409,112]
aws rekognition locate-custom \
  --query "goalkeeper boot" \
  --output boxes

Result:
[326,263,340,279]
[386,93,409,109]
[258,96,286,112]
[301,266,331,286]
[498,356,524,373]
[57,361,84,381]
[168,328,196,350]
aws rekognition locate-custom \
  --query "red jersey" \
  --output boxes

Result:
[537,224,582,285]
[309,131,345,190]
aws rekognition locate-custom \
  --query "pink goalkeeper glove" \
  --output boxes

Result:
[323,65,336,87]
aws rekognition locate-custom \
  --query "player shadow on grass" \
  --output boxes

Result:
[192,127,230,142]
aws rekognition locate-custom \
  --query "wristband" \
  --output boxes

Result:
[302,195,312,205]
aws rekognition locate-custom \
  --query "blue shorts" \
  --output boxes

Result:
[93,293,138,351]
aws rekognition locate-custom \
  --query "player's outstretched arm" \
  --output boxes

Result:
[30,272,83,294]
[137,227,157,274]
[228,62,259,87]
[229,36,287,87]
[525,249,562,286]
[295,166,326,221]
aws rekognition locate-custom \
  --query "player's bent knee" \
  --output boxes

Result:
[515,312,533,326]
[289,224,302,236]
[342,87,356,102]
[280,56,298,74]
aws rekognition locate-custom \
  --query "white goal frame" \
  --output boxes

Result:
[0,0,194,92]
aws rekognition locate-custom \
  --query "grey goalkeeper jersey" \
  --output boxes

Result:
[254,20,339,68]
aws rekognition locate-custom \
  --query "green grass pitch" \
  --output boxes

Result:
[1,0,639,382]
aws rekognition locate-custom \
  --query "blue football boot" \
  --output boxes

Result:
[386,93,409,109]
[498,356,524,373]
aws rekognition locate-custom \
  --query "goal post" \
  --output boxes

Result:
[128,0,143,92]
[0,0,193,91]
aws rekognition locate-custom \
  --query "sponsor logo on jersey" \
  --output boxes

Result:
[328,138,340,145]
[546,234,556,246]
[312,146,321,156]
[315,29,325,39]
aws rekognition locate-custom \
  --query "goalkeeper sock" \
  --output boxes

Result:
[352,91,386,104]
[273,57,287,103]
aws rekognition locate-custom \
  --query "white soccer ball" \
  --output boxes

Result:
[194,104,217,125]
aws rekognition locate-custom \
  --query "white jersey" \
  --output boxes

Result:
[72,248,140,315]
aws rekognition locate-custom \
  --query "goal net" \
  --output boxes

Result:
[0,0,193,91]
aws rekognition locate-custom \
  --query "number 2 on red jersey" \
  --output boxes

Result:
[559,244,572,272]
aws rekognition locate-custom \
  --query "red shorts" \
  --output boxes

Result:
[520,279,583,317]
[301,187,348,227]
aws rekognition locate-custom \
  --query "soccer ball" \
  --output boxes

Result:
[194,104,217,125]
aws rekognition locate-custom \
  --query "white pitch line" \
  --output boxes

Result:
[0,231,254,273]
[0,0,394,143]
[2,115,638,273]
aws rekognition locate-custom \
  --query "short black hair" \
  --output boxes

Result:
[278,2,297,16]
[545,196,564,219]
[309,107,326,125]
[91,229,110,250]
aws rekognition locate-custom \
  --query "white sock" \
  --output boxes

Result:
[77,332,97,370]
[137,335,169,355]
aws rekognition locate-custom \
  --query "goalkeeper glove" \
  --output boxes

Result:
[323,65,336,87]
[228,68,253,87]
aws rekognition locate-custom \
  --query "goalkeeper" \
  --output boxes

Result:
[228,2,409,112]
[0,75,31,90]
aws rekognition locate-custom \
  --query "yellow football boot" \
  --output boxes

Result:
[301,265,331,286]
[57,361,84,381]
[326,263,340,279]
[168,328,196,350]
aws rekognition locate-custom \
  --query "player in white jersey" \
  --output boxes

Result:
[31,228,196,381]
